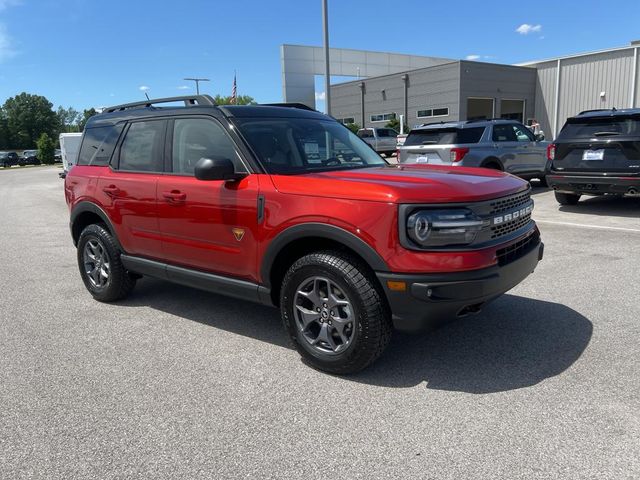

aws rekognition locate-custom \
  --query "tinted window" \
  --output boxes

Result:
[118,121,165,172]
[492,124,517,142]
[557,116,640,139]
[512,124,535,142]
[377,129,397,137]
[235,117,386,174]
[172,118,243,175]
[404,127,484,146]
[357,130,373,138]
[77,125,124,166]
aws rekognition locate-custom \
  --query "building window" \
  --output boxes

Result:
[370,113,396,122]
[417,107,449,119]
[337,117,355,125]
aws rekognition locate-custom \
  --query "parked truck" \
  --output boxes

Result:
[357,127,398,157]
[59,133,83,178]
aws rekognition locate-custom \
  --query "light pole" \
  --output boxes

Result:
[322,0,331,115]
[183,77,210,95]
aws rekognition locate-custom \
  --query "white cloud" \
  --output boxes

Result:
[139,85,150,92]
[516,23,542,35]
[177,85,190,90]
[465,54,481,61]
[0,24,16,62]
[0,0,21,11]
[315,91,326,101]
[465,54,496,61]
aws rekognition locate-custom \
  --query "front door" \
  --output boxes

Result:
[156,117,260,282]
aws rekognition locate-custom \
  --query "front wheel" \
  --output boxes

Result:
[77,224,136,302]
[280,251,392,374]
[555,191,581,205]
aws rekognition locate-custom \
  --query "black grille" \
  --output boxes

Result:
[490,212,532,239]
[496,231,539,266]
[489,190,531,215]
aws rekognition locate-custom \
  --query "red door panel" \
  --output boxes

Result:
[156,174,261,282]
[95,168,162,259]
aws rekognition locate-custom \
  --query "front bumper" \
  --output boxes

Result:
[377,235,543,333]
[546,173,639,196]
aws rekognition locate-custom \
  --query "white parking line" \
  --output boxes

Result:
[536,219,640,233]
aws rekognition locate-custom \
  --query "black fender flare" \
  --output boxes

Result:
[481,156,504,171]
[260,223,390,288]
[69,201,122,250]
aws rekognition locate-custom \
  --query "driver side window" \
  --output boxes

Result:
[172,118,243,175]
[512,124,535,142]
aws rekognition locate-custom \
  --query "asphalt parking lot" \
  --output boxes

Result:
[1,166,639,479]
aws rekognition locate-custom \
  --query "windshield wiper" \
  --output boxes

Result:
[593,131,621,136]
[421,140,438,145]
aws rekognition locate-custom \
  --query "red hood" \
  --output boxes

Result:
[269,164,528,203]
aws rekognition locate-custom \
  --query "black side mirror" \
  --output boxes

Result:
[535,133,545,141]
[194,157,245,181]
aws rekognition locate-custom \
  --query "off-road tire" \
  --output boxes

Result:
[555,191,581,205]
[280,250,392,374]
[77,224,136,302]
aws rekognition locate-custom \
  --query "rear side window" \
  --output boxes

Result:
[557,116,640,140]
[118,120,165,172]
[77,125,124,166]
[404,127,484,146]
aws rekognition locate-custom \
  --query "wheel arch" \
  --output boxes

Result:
[261,223,390,306]
[70,202,122,250]
[480,156,504,170]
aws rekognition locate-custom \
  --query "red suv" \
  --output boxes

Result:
[65,96,543,374]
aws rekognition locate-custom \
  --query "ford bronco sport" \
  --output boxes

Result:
[65,95,543,374]
[547,108,640,205]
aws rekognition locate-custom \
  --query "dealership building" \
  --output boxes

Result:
[280,42,640,138]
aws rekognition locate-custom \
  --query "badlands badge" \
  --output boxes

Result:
[232,228,245,241]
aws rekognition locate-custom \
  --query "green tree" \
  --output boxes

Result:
[3,93,60,148]
[0,108,9,149]
[212,94,256,105]
[36,132,56,165]
[78,108,98,131]
[385,117,409,134]
[57,106,80,133]
[344,122,360,134]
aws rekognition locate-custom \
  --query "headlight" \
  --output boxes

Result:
[406,209,484,247]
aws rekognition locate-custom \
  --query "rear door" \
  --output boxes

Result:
[376,128,398,152]
[156,116,260,281]
[492,124,522,173]
[553,115,640,174]
[95,119,165,259]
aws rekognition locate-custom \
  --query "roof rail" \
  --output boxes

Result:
[261,102,318,112]
[104,95,216,113]
[577,108,617,115]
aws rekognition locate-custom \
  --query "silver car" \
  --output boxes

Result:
[398,119,549,183]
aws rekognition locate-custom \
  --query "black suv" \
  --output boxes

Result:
[19,150,41,166]
[1,151,19,167]
[546,108,640,205]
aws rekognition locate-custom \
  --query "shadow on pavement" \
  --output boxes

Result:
[120,280,592,394]
[558,195,640,219]
[351,294,592,392]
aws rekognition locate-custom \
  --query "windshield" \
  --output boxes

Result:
[234,117,387,174]
[558,116,640,139]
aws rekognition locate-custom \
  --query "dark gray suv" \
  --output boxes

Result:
[398,119,549,184]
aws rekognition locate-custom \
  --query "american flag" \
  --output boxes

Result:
[230,74,237,104]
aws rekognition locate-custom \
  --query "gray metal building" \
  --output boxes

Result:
[281,42,640,139]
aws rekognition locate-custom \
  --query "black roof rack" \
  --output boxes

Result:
[261,102,318,112]
[104,95,216,113]
[465,117,511,124]
[577,108,617,115]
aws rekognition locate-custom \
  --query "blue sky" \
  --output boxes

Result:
[1,0,639,112]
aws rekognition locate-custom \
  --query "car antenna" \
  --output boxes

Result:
[144,92,150,100]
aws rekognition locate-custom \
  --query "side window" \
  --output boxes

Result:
[172,118,243,175]
[492,124,517,142]
[512,124,535,142]
[357,130,373,138]
[118,121,165,172]
[77,124,124,166]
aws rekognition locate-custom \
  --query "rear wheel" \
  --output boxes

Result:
[555,191,581,205]
[77,224,136,302]
[280,251,392,374]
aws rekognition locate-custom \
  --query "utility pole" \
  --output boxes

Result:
[322,0,331,115]
[183,77,210,95]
